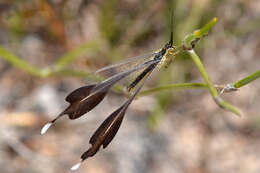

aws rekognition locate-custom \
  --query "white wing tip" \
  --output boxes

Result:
[41,122,52,135]
[70,161,82,171]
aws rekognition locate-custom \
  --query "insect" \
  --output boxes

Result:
[41,11,182,170]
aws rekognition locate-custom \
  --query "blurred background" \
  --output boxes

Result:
[0,0,260,173]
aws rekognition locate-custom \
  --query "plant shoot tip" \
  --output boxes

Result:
[193,30,200,37]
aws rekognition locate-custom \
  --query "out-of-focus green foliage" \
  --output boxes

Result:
[0,41,100,78]
[99,0,122,46]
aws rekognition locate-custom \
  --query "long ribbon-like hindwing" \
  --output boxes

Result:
[78,64,157,165]
[81,104,127,160]
[41,58,159,135]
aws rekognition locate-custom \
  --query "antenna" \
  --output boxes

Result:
[169,9,174,46]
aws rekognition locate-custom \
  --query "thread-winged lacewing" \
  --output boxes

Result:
[41,11,182,170]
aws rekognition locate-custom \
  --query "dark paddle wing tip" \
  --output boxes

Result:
[66,89,109,120]
[61,83,110,120]
[102,110,125,148]
[65,84,96,103]
[89,104,126,146]
[41,84,110,135]
[79,103,128,162]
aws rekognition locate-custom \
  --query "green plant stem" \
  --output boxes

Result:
[187,49,241,116]
[139,83,208,96]
[183,17,217,49]
[0,43,99,78]
[139,69,260,96]
[0,46,51,77]
[188,50,218,97]
[54,41,99,70]
[233,69,260,89]
[53,69,90,78]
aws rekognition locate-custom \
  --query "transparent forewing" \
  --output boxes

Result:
[92,51,159,90]
[94,51,157,75]
[91,58,160,94]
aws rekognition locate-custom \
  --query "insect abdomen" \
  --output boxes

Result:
[127,63,156,92]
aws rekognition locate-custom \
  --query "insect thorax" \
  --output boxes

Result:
[157,46,177,69]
